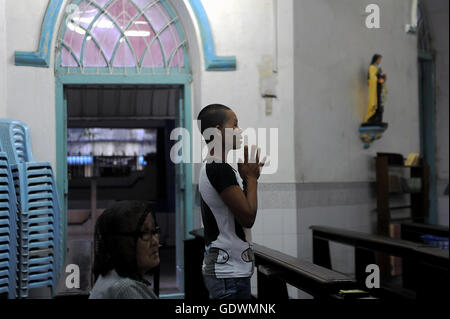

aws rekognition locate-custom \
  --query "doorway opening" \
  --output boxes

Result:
[64,84,181,296]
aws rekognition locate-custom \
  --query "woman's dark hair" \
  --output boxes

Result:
[371,54,382,65]
[92,200,156,282]
[197,104,232,143]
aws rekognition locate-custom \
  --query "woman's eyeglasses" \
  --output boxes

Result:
[116,226,160,242]
[139,227,161,242]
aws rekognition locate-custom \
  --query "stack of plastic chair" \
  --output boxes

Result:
[0,152,18,299]
[0,119,61,298]
[11,163,61,297]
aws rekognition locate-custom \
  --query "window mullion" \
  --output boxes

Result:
[88,0,140,69]
[139,17,177,70]
[127,0,163,72]
[167,40,186,69]
[72,23,112,71]
[59,0,187,73]
[61,41,83,68]
[80,0,116,68]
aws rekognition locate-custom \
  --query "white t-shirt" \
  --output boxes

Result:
[199,161,254,279]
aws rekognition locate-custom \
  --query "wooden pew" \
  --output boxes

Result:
[310,225,449,299]
[400,222,449,291]
[253,243,363,299]
[400,222,449,242]
[186,229,366,300]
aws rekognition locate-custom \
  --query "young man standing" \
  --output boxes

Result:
[197,104,264,299]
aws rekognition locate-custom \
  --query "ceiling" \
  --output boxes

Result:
[66,85,182,121]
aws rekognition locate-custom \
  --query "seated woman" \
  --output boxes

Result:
[89,201,160,299]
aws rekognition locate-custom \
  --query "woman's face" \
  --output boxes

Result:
[136,214,160,275]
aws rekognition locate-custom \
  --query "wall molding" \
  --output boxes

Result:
[14,0,63,68]
[187,0,236,71]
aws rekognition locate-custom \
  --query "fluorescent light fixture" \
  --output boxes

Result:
[92,19,114,29]
[124,30,151,37]
[67,22,86,35]
[71,16,94,24]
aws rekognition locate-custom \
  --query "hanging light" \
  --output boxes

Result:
[67,22,86,35]
[124,30,151,37]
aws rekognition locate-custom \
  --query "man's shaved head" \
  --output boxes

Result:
[197,104,232,143]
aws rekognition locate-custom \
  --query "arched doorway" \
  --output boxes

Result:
[54,0,193,297]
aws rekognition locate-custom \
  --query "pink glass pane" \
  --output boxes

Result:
[83,37,107,67]
[113,41,135,67]
[108,0,138,29]
[95,0,112,8]
[72,1,98,30]
[170,47,184,67]
[63,24,85,62]
[127,17,154,63]
[169,23,181,43]
[145,3,169,33]
[133,0,157,10]
[62,0,184,69]
[169,22,184,66]
[142,40,163,67]
[61,46,78,67]
[91,14,121,61]
[159,24,177,64]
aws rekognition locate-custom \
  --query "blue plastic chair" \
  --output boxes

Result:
[0,120,62,298]
[0,120,34,164]
[10,163,60,298]
[0,151,19,299]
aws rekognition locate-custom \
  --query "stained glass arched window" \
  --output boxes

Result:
[57,0,188,74]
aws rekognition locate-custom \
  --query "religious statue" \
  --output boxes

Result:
[359,54,388,149]
[365,54,388,127]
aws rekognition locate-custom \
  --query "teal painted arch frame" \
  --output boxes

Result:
[13,0,232,294]
[15,0,237,71]
[14,0,64,67]
[50,0,197,295]
[55,73,194,295]
[187,0,236,71]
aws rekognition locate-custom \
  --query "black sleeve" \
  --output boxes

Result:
[205,163,239,194]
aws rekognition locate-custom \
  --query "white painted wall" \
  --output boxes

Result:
[5,0,60,170]
[4,0,297,184]
[0,0,7,118]
[294,0,420,183]
[193,0,296,184]
[187,1,298,297]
